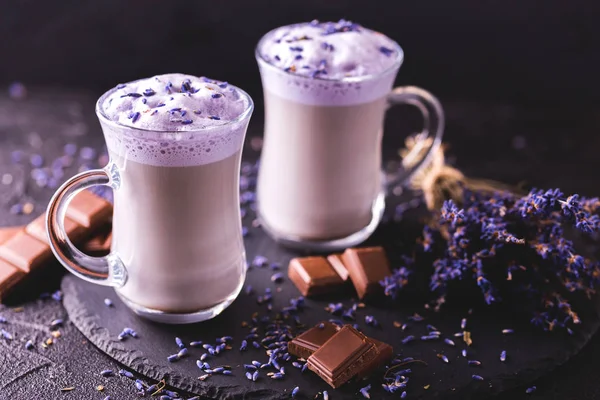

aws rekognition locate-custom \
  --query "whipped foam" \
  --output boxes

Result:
[97,74,252,167]
[257,20,403,106]
[101,73,248,131]
[259,20,400,80]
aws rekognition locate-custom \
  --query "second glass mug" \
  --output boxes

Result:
[255,29,445,251]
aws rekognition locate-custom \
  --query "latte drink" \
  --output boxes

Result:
[256,20,404,246]
[97,73,253,319]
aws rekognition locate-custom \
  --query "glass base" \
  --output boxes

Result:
[115,276,245,324]
[258,190,386,252]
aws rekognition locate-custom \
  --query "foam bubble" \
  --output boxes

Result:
[97,74,252,167]
[257,21,402,106]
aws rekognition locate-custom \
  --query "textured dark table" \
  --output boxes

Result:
[1,89,600,400]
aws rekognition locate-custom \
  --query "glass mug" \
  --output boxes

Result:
[46,80,253,324]
[255,26,445,251]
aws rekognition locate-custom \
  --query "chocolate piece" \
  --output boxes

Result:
[26,214,87,244]
[82,229,112,256]
[0,259,25,300]
[327,254,350,282]
[65,189,112,228]
[356,338,394,379]
[307,325,379,388]
[0,230,51,272]
[288,321,340,359]
[288,256,345,297]
[0,226,22,245]
[342,247,391,299]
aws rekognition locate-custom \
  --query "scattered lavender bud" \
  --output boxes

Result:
[252,255,268,267]
[190,341,203,347]
[291,386,300,397]
[8,82,27,99]
[365,315,379,326]
[1,329,13,340]
[175,337,185,349]
[25,340,34,350]
[472,374,484,381]
[359,384,371,398]
[50,318,63,328]
[119,369,134,379]
[80,147,97,160]
[526,386,537,394]
[104,298,113,307]
[437,354,449,363]
[444,338,455,346]
[271,272,284,283]
[323,391,329,400]
[100,369,113,377]
[30,154,43,168]
[246,371,253,380]
[252,370,259,381]
[500,350,507,362]
[252,341,260,349]
[502,329,514,335]
[468,360,481,366]
[177,348,188,358]
[462,349,468,358]
[401,335,415,344]
[240,340,248,351]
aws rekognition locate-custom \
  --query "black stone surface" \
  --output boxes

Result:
[2,89,600,400]
[61,220,600,400]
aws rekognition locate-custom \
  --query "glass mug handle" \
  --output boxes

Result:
[46,163,127,287]
[385,86,445,187]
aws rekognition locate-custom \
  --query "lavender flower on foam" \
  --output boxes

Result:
[381,187,600,331]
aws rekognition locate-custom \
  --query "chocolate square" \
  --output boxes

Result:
[326,253,350,282]
[307,325,379,388]
[0,230,50,272]
[0,259,25,300]
[26,214,86,244]
[288,321,340,359]
[66,190,112,228]
[342,247,391,299]
[288,256,345,297]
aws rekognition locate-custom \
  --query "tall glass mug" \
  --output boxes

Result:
[256,20,444,251]
[46,74,253,324]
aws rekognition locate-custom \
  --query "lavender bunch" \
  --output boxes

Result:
[384,186,600,331]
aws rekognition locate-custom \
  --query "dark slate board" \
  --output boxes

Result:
[62,218,600,400]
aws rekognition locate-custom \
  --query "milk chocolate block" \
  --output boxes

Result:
[288,256,345,297]
[82,230,112,256]
[0,226,22,245]
[307,325,379,388]
[356,338,394,379]
[26,214,86,244]
[0,259,25,300]
[288,321,340,359]
[65,189,112,228]
[342,247,391,299]
[0,230,50,273]
[326,254,350,282]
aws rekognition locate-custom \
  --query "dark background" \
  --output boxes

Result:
[2,2,600,399]
[1,0,599,106]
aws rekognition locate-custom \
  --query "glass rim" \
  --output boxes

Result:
[255,23,405,84]
[95,77,254,134]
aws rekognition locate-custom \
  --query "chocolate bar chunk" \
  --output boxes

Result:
[327,254,350,282]
[288,321,340,359]
[288,256,345,297]
[26,214,86,244]
[356,338,394,379]
[307,325,379,388]
[0,230,50,272]
[66,189,112,228]
[342,247,391,299]
[0,226,22,245]
[82,229,112,256]
[0,259,25,300]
